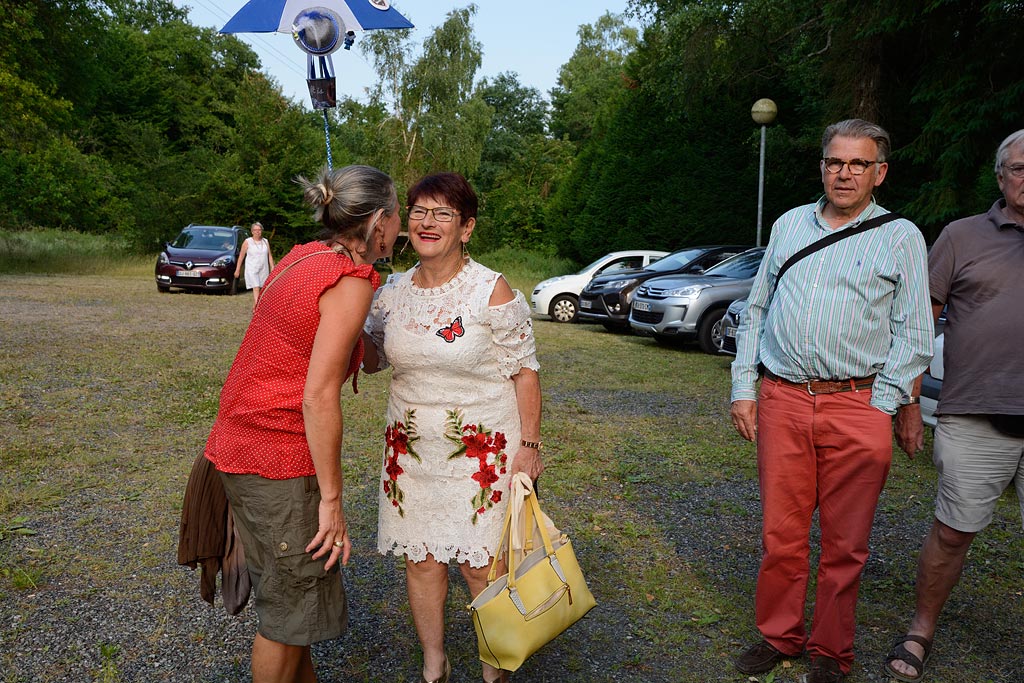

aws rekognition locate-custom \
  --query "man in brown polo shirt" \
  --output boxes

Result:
[885,128,1024,682]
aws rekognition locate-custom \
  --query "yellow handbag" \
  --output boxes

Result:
[468,473,597,672]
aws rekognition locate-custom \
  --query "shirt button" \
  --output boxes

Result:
[279,542,289,552]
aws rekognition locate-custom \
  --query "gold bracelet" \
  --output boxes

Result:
[905,396,920,405]
[520,439,542,449]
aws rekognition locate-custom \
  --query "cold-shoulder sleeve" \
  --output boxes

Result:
[488,290,540,379]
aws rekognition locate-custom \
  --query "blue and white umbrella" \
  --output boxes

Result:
[221,0,413,166]
[221,0,413,35]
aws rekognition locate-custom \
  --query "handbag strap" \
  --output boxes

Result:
[487,473,556,588]
[772,212,901,293]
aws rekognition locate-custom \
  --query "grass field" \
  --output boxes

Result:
[0,257,1021,682]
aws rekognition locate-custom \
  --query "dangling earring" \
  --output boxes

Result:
[462,241,470,259]
[379,238,386,252]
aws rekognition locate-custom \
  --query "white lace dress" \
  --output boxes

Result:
[365,260,540,567]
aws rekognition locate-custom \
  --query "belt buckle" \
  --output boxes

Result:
[806,381,817,395]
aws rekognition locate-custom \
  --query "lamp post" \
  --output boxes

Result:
[751,98,777,247]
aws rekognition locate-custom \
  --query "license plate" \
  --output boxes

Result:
[724,327,737,338]
[632,301,651,312]
[176,270,201,277]
[580,299,592,309]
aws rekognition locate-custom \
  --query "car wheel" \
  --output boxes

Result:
[229,276,240,295]
[157,284,171,293]
[549,295,578,323]
[698,308,728,354]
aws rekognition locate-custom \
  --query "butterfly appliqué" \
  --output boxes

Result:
[436,316,465,343]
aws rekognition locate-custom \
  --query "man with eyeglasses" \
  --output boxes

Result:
[730,119,933,683]
[883,129,1024,683]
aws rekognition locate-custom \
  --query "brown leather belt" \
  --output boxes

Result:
[763,368,876,395]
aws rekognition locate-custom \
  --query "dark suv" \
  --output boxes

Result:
[577,245,751,330]
[155,224,249,294]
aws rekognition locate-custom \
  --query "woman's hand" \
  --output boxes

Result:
[306,496,350,571]
[510,445,544,481]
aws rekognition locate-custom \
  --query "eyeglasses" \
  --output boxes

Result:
[822,158,878,175]
[407,205,461,222]
[1001,163,1024,179]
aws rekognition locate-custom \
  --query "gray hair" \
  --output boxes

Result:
[297,165,398,244]
[821,119,891,162]
[994,129,1024,175]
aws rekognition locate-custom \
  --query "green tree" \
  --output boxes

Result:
[360,6,492,186]
[549,12,639,144]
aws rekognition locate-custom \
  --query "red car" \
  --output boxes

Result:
[155,224,249,294]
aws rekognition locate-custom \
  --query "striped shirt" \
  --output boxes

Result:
[731,197,933,414]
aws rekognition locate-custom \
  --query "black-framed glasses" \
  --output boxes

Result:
[407,205,461,222]
[1001,162,1024,179]
[822,158,878,175]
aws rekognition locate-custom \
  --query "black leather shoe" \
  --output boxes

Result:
[809,655,845,683]
[735,640,793,674]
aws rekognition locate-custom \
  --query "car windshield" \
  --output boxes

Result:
[172,228,236,251]
[704,249,765,278]
[643,248,707,273]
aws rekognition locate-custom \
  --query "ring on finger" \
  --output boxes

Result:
[333,541,344,548]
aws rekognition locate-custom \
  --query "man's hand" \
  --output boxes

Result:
[730,400,758,442]
[895,404,924,458]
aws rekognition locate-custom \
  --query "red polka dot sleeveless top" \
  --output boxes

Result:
[204,242,381,479]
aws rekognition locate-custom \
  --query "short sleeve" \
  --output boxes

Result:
[488,291,540,379]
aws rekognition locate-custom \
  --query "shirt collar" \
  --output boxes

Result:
[813,196,880,231]
[990,199,1024,232]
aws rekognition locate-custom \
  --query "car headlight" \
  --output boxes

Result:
[158,252,169,265]
[607,279,637,291]
[663,284,710,298]
[212,256,233,268]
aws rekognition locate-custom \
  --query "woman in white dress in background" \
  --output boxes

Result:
[363,172,544,683]
[235,221,275,309]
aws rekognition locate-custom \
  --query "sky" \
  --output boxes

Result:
[171,1,635,107]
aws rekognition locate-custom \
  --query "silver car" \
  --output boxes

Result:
[628,248,766,353]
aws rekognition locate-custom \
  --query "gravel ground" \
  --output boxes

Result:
[1,275,1022,683]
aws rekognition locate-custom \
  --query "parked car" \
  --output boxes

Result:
[629,247,766,353]
[155,224,249,294]
[718,298,747,355]
[530,250,668,323]
[578,245,751,330]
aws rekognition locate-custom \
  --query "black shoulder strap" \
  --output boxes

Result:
[773,212,901,291]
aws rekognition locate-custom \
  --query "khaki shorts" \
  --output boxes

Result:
[933,414,1024,533]
[220,472,348,646]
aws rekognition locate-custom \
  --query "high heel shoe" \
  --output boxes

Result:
[421,655,450,683]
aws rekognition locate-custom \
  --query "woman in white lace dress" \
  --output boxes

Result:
[234,222,275,309]
[364,173,543,683]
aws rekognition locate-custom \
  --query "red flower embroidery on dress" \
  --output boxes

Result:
[444,409,509,523]
[383,410,420,517]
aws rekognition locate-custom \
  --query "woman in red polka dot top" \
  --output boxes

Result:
[203,164,401,682]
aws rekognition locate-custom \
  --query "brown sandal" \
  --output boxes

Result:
[883,634,933,683]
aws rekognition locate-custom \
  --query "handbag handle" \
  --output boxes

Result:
[487,473,557,589]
